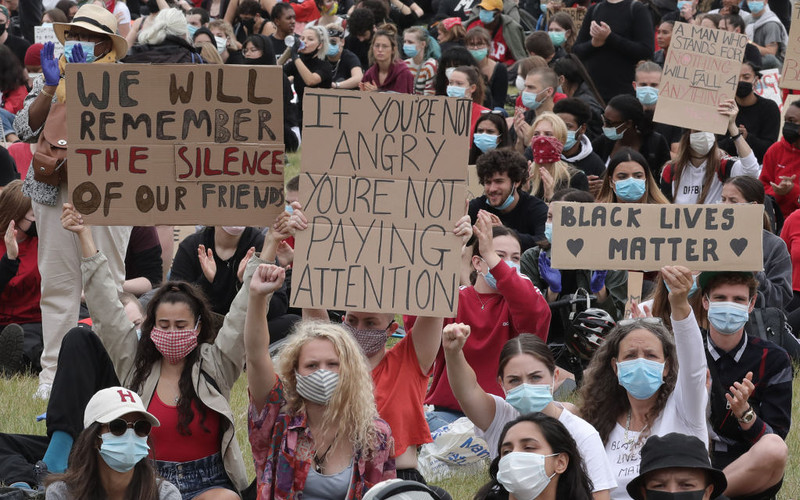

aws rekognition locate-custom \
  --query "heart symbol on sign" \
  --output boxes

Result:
[730,238,748,257]
[566,239,584,257]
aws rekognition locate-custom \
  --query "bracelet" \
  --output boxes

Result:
[730,132,742,140]
[40,88,55,99]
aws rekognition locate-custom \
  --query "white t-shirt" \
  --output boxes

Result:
[114,2,132,29]
[476,396,617,493]
[670,152,760,204]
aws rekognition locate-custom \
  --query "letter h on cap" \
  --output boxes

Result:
[117,389,136,403]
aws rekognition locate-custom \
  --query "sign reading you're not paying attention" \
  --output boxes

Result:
[550,202,764,271]
[291,90,470,316]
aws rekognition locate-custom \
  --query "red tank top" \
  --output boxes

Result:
[147,391,221,462]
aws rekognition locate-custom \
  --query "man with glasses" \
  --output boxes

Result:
[698,271,791,500]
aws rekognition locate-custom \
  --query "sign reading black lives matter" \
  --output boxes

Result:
[654,24,746,134]
[550,202,764,271]
[66,64,285,225]
[291,90,470,316]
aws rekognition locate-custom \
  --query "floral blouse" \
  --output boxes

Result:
[248,376,396,499]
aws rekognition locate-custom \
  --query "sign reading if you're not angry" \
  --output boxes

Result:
[550,202,764,272]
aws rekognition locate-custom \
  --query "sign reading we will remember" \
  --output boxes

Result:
[654,24,747,134]
[550,203,764,271]
[66,64,285,225]
[291,90,470,316]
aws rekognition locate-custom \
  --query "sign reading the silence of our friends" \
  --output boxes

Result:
[550,202,764,272]
[654,24,747,134]
[291,90,470,316]
[66,64,285,225]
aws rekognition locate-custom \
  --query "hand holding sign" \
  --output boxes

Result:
[717,98,739,130]
[538,252,562,293]
[454,214,473,246]
[771,175,796,196]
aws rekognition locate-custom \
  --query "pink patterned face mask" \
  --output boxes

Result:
[531,135,564,164]
[149,320,200,364]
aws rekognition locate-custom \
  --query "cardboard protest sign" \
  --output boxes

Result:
[654,24,746,133]
[34,24,63,58]
[624,271,644,319]
[466,165,481,201]
[550,202,764,271]
[546,7,585,32]
[755,68,783,108]
[781,94,800,131]
[66,64,284,225]
[291,90,470,316]
[780,3,800,90]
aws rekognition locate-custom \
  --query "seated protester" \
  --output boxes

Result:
[548,12,577,60]
[122,8,205,63]
[467,149,549,251]
[267,3,296,56]
[553,98,606,194]
[744,0,787,65]
[0,180,42,375]
[524,112,589,201]
[720,14,763,67]
[466,27,507,109]
[626,433,728,500]
[525,30,555,63]
[593,94,671,179]
[661,100,759,204]
[307,0,345,28]
[186,7,210,30]
[469,110,512,164]
[652,20,672,66]
[513,66,559,154]
[0,5,30,67]
[446,65,489,141]
[239,34,277,65]
[123,226,163,297]
[579,266,709,500]
[344,7,376,69]
[0,145,21,183]
[432,45,478,98]
[0,44,25,144]
[209,19,244,63]
[718,60,779,164]
[231,0,267,44]
[403,26,438,96]
[521,189,627,320]
[45,387,181,500]
[445,329,616,499]
[697,271,791,499]
[596,148,670,205]
[474,413,594,500]
[634,60,683,157]
[360,24,414,93]
[326,24,364,90]
[721,176,792,310]
[422,213,551,430]
[760,100,800,219]
[245,276,395,498]
[464,0,527,64]
[552,55,605,141]
[284,26,333,122]
[436,17,466,54]
[191,26,217,48]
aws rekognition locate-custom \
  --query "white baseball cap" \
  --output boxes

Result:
[83,386,160,429]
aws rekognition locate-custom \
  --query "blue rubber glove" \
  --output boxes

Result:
[68,42,87,63]
[538,251,562,293]
[590,270,608,294]
[41,42,61,87]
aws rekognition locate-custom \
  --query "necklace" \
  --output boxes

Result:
[623,409,648,447]
[313,435,336,473]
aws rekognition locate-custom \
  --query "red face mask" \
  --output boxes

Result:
[531,135,564,164]
[149,320,200,364]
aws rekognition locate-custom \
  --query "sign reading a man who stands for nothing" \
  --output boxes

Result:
[550,202,764,272]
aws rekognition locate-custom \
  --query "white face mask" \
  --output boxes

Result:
[214,35,227,54]
[689,131,715,156]
[496,451,558,500]
[515,75,526,92]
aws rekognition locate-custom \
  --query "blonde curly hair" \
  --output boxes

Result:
[276,321,381,456]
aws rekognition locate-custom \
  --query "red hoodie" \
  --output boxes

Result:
[761,137,800,218]
[406,260,550,412]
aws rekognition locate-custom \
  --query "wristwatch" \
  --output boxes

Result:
[738,406,756,424]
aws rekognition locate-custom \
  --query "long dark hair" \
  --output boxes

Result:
[130,282,216,436]
[671,130,722,203]
[474,413,594,500]
[552,54,605,108]
[469,226,521,285]
[596,148,670,204]
[724,175,772,230]
[0,44,26,93]
[46,422,161,500]
[434,46,477,97]
[242,34,276,65]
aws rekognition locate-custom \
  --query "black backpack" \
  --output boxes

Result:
[744,307,800,365]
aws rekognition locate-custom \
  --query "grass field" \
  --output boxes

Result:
[2,371,799,500]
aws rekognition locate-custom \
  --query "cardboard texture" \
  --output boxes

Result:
[780,3,800,90]
[66,64,284,225]
[653,24,746,133]
[292,90,470,316]
[466,165,482,201]
[624,271,644,319]
[550,202,764,271]
[546,7,585,32]
[755,68,783,108]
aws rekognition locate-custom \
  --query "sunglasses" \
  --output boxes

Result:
[107,418,152,437]
[618,317,663,327]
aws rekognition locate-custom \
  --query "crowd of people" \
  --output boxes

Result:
[0,0,797,498]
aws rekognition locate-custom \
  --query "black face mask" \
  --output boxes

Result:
[242,18,256,31]
[783,122,800,143]
[644,489,707,500]
[24,221,37,239]
[0,23,6,37]
[736,80,753,98]
[146,0,160,13]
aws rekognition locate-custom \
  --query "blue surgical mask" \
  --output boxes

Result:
[636,86,659,106]
[505,383,553,414]
[522,90,541,110]
[479,9,496,24]
[540,2,548,12]
[327,42,340,57]
[564,130,578,150]
[482,259,520,289]
[486,191,515,210]
[469,48,488,62]
[748,0,764,13]
[664,274,698,297]
[403,43,419,58]
[707,300,750,334]
[544,222,553,243]
[187,24,199,38]
[64,41,96,63]
[548,31,566,47]
[474,133,499,153]
[616,358,665,400]
[447,85,467,98]
[603,123,627,141]
[614,177,647,202]
[99,428,150,473]
[676,0,691,10]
